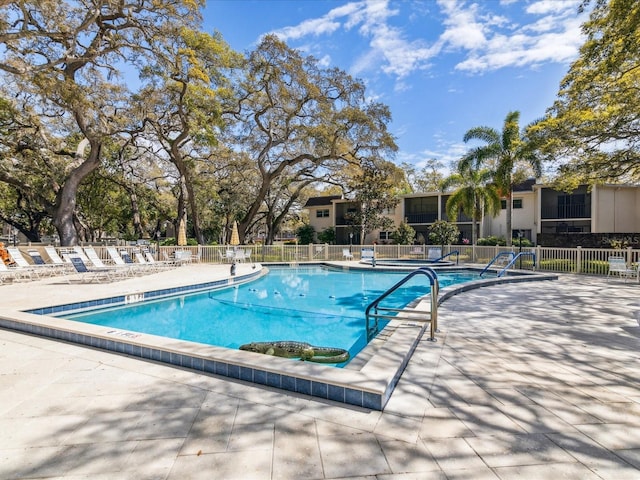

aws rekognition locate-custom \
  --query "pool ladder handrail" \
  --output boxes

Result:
[429,250,459,265]
[365,267,439,342]
[496,252,537,277]
[479,251,537,277]
[479,251,516,277]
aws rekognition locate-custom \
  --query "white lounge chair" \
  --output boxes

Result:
[27,249,69,276]
[44,246,68,267]
[144,251,173,269]
[84,246,130,278]
[134,252,159,272]
[64,254,120,283]
[342,248,354,260]
[607,256,638,282]
[0,260,21,284]
[72,246,91,263]
[106,247,141,276]
[6,247,41,278]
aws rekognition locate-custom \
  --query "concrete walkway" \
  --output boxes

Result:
[1,272,640,479]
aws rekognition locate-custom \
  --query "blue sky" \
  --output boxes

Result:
[202,0,589,170]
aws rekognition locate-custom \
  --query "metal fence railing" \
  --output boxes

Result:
[14,243,640,278]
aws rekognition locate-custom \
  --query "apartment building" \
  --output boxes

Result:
[304,181,640,245]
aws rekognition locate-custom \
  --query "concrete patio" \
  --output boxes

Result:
[1,268,639,479]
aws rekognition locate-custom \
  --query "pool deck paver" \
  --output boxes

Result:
[1,265,640,479]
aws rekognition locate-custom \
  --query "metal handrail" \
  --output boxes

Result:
[365,267,439,341]
[479,251,516,277]
[429,250,459,265]
[497,252,537,277]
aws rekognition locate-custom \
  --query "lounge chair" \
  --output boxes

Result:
[342,248,354,260]
[0,260,21,284]
[133,252,159,272]
[64,254,120,283]
[44,246,69,267]
[72,246,91,263]
[6,247,42,278]
[144,251,173,269]
[84,246,131,278]
[105,246,142,276]
[27,249,69,275]
[244,249,252,262]
[607,256,638,282]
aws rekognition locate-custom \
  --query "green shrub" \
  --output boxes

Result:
[477,236,506,246]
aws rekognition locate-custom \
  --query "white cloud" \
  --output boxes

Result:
[442,0,586,73]
[526,0,577,15]
[437,0,487,50]
[272,1,363,41]
[268,0,587,80]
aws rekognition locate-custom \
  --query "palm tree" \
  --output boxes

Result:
[461,111,540,246]
[441,161,500,245]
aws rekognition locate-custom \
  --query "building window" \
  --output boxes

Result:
[379,231,391,240]
[502,199,523,209]
[316,209,329,218]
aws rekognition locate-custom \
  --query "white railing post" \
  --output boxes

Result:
[576,246,582,274]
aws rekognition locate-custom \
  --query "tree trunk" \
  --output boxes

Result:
[52,140,101,246]
[505,190,513,246]
[128,187,144,239]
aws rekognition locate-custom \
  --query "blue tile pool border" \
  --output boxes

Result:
[24,268,263,317]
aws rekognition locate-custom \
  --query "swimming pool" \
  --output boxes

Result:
[60,266,481,366]
[3,262,555,409]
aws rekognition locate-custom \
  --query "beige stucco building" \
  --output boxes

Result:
[304,181,640,245]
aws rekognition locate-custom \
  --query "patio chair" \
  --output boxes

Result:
[427,247,442,262]
[84,246,131,278]
[44,246,68,267]
[106,246,141,276]
[234,249,246,262]
[607,256,638,282]
[72,246,91,263]
[173,250,192,264]
[244,249,252,262]
[144,251,173,269]
[64,254,120,283]
[134,252,159,272]
[27,249,69,276]
[361,248,375,263]
[342,248,354,260]
[0,259,21,284]
[6,247,41,279]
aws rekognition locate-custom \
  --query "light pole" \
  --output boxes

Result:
[349,232,353,251]
[517,230,523,268]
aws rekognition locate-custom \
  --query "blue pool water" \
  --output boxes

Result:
[62,266,482,366]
